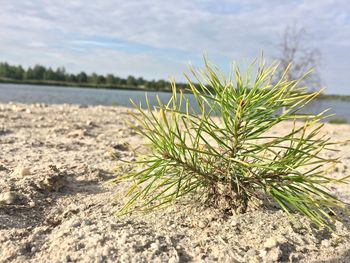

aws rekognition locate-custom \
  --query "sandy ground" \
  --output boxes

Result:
[1,102,350,263]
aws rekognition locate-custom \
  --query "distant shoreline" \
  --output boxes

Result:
[317,93,350,102]
[0,78,171,93]
[1,78,350,101]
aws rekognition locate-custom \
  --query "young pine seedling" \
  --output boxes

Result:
[112,59,349,228]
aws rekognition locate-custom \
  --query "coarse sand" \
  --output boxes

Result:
[1,102,350,262]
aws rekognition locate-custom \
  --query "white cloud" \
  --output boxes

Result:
[0,0,349,93]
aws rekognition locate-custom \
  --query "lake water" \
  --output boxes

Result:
[0,83,349,122]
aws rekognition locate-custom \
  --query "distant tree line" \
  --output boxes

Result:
[0,62,191,91]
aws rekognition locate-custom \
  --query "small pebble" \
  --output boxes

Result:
[117,130,126,137]
[246,248,257,257]
[70,220,81,228]
[321,239,331,248]
[19,167,31,177]
[150,241,160,250]
[230,218,240,227]
[194,246,204,255]
[97,134,105,140]
[86,120,94,126]
[198,220,208,229]
[264,237,278,249]
[118,232,128,245]
[259,248,267,257]
[65,255,73,263]
[265,247,281,262]
[67,129,85,138]
[84,219,93,226]
[112,142,129,152]
[0,164,7,171]
[0,191,17,205]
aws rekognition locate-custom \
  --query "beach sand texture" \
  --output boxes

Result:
[1,102,350,262]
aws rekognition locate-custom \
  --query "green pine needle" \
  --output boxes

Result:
[112,58,349,228]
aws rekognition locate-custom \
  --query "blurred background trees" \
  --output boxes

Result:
[275,25,322,90]
[0,62,192,91]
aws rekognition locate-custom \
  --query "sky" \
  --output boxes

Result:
[0,0,349,94]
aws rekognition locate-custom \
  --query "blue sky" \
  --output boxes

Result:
[0,0,349,94]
